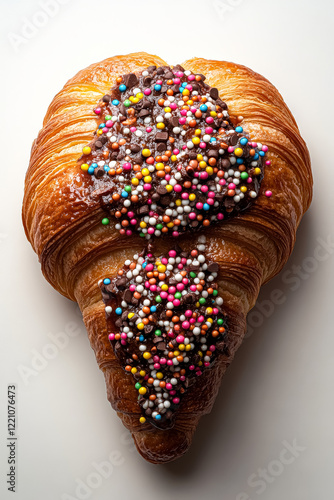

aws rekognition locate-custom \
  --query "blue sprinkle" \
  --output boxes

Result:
[112,99,119,105]
[88,167,94,175]
[154,84,162,91]
[200,104,208,112]
[91,163,98,169]
[254,153,259,160]
[98,123,105,129]
[150,306,157,313]
[142,262,147,268]
[115,308,122,315]
[119,84,127,92]
[181,82,187,87]
[203,203,210,210]
[155,414,162,420]
[103,166,110,172]
[103,278,111,285]
[259,151,265,157]
[235,126,243,133]
[236,158,244,164]
[139,335,144,342]
[121,191,128,198]
[240,137,248,146]
[210,137,217,143]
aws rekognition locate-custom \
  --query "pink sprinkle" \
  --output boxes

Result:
[196,202,203,209]
[174,184,182,193]
[121,340,127,345]
[177,263,183,270]
[150,284,157,291]
[102,127,108,133]
[146,127,152,133]
[156,79,163,85]
[189,365,195,371]
[185,310,192,317]
[180,109,188,116]
[188,75,195,81]
[198,315,205,323]
[121,333,127,339]
[170,390,176,396]
[123,162,132,170]
[173,398,180,404]
[145,264,154,271]
[179,117,186,125]
[145,281,150,288]
[94,108,101,114]
[130,219,137,225]
[144,88,151,95]
[165,174,171,181]
[109,333,115,340]
[144,183,152,190]
[166,383,172,390]
[213,308,219,314]
[210,345,216,352]
[186,84,192,91]
[130,127,136,132]
[168,286,176,293]
[169,250,176,257]
[106,120,113,127]
[176,283,184,291]
[265,190,272,197]
[217,213,224,220]
[129,285,136,291]
[228,183,236,190]
[190,285,197,291]
[219,179,226,186]
[167,294,174,301]
[175,71,183,77]
[170,103,177,110]
[160,291,168,299]
[201,185,209,192]
[207,198,214,205]
[160,358,167,365]
[189,318,196,324]
[199,142,206,149]
[172,231,179,237]
[161,257,168,265]
[154,363,160,369]
[266,160,271,165]
[189,212,196,220]
[206,116,214,124]
[182,278,188,285]
[262,145,268,152]
[228,146,234,153]
[205,127,213,134]
[173,299,180,307]
[176,335,185,343]
[181,192,189,200]
[182,321,190,330]
[247,177,252,184]
[173,78,181,84]
[200,172,208,180]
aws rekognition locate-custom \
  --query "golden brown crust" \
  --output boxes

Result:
[22,52,312,463]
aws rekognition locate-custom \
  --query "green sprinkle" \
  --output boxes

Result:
[175,292,182,299]
[213,290,218,296]
[101,218,110,225]
[156,224,163,230]
[155,329,162,336]
[240,172,249,180]
[124,99,131,107]
[139,232,145,238]
[124,185,131,192]
[155,296,162,303]
[217,318,224,325]
[190,271,197,278]
[199,297,206,305]
[135,382,141,390]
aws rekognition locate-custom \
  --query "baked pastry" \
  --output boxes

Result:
[22,52,312,464]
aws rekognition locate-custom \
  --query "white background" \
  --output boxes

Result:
[1,0,334,499]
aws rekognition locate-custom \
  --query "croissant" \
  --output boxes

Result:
[22,52,312,464]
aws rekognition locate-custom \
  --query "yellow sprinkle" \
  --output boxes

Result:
[186,99,193,105]
[196,302,200,307]
[161,284,168,291]
[156,122,165,129]
[139,370,146,377]
[131,178,139,186]
[195,129,202,136]
[207,317,213,323]
[141,168,149,176]
[179,344,185,351]
[143,352,151,359]
[164,107,171,113]
[156,372,163,380]
[189,194,196,201]
[171,155,177,162]
[197,154,203,161]
[206,307,213,314]
[210,111,217,117]
[132,97,139,104]
[175,199,182,206]
[234,148,243,157]
[128,312,135,319]
[97,129,103,135]
[156,162,164,170]
[137,323,145,330]
[254,167,261,175]
[144,175,152,183]
[206,167,213,175]
[142,149,151,157]
[182,89,190,96]
[166,184,173,193]
[139,417,146,424]
[131,367,137,374]
[140,221,147,228]
[192,137,200,145]
[185,345,191,351]
[82,146,91,155]
[167,222,174,228]
[199,161,207,169]
[129,96,134,102]
[173,350,180,356]
[138,387,147,395]
[81,163,89,171]
[136,92,143,99]
[157,264,166,273]
[240,186,247,193]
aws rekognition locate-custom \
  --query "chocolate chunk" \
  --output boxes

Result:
[157,342,166,351]
[143,76,152,86]
[171,85,180,94]
[123,289,132,303]
[169,116,179,127]
[119,104,127,117]
[130,144,141,153]
[161,85,167,93]
[208,149,218,159]
[138,205,149,214]
[207,262,219,273]
[216,98,227,109]
[115,277,127,290]
[147,65,156,73]
[152,193,160,202]
[221,159,230,169]
[230,133,238,146]
[94,166,105,179]
[156,67,164,75]
[210,87,219,99]
[115,318,122,328]
[160,195,171,206]
[165,71,173,79]
[157,143,166,152]
[156,185,167,195]
[144,324,153,334]
[95,140,103,149]
[155,131,168,142]
[123,73,139,89]
[137,108,150,118]
[141,97,152,109]
[102,94,111,103]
